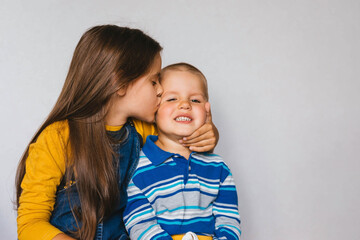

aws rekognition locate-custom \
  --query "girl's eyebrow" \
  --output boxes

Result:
[150,73,160,79]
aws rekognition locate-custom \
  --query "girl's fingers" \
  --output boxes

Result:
[188,144,215,153]
[185,138,216,149]
[180,123,213,143]
[181,130,215,145]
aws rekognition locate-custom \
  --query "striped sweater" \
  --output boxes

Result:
[123,135,241,240]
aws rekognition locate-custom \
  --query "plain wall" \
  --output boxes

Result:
[1,0,359,239]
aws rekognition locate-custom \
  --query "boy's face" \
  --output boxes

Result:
[156,70,207,139]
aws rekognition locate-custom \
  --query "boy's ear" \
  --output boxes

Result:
[205,102,211,112]
[205,102,212,123]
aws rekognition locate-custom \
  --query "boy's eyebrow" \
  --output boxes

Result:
[160,91,174,97]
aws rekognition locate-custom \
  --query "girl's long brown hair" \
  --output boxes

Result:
[15,25,162,239]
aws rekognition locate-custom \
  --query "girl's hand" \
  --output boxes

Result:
[179,102,219,152]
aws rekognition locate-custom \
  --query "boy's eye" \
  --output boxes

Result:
[191,99,201,103]
[167,98,176,102]
[152,81,157,86]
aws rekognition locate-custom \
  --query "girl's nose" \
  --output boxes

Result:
[156,84,163,97]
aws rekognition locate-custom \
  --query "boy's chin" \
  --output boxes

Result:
[159,128,199,140]
[174,130,195,139]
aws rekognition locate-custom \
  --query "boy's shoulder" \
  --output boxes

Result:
[136,150,155,168]
[139,149,151,160]
[192,152,232,172]
[192,152,224,163]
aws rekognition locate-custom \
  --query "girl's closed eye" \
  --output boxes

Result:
[151,76,160,86]
[167,98,176,102]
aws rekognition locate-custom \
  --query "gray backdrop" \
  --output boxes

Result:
[1,0,359,239]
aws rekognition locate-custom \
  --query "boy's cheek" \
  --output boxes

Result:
[157,106,172,121]
[202,106,208,122]
[197,107,207,125]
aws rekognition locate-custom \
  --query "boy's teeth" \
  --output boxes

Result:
[176,117,191,121]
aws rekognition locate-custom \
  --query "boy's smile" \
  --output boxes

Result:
[174,114,192,123]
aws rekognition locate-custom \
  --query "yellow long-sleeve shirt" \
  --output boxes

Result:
[17,119,157,240]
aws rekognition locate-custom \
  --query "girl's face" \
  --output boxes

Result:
[156,70,207,139]
[124,54,163,123]
[106,54,163,125]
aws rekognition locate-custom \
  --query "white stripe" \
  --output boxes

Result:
[142,175,183,193]
[146,180,184,202]
[213,209,240,219]
[126,182,142,197]
[159,208,213,220]
[222,175,235,186]
[192,174,220,183]
[136,157,153,168]
[185,181,219,195]
[126,208,155,229]
[192,153,223,163]
[141,225,164,240]
[124,201,152,222]
[213,202,238,209]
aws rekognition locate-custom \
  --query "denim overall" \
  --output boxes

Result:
[50,121,142,240]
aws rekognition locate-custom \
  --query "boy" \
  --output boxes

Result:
[123,63,241,240]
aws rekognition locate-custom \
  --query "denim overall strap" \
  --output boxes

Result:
[50,120,142,240]
[97,120,142,240]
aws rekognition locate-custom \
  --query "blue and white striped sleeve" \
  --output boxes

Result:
[213,170,241,240]
[123,179,173,240]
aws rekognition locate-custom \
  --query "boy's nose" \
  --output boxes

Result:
[179,100,191,110]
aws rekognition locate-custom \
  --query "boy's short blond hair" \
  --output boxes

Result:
[160,62,209,100]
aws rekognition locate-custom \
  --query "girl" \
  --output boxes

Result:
[16,25,218,240]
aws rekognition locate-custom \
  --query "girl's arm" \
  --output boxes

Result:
[17,122,68,240]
